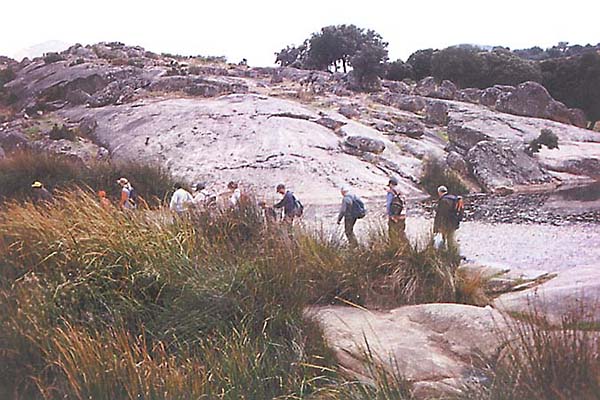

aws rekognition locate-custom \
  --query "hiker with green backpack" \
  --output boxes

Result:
[386,177,408,245]
[337,186,366,248]
[433,185,465,246]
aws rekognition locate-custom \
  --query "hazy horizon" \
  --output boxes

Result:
[2,0,599,66]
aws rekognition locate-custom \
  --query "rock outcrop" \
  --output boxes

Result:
[495,264,600,324]
[308,304,509,397]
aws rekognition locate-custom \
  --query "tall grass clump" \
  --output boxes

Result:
[0,151,175,206]
[0,189,474,399]
[420,155,469,197]
[462,306,600,400]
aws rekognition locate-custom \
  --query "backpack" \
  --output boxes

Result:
[351,196,367,219]
[444,195,465,229]
[293,197,304,217]
[389,190,404,216]
[127,187,138,205]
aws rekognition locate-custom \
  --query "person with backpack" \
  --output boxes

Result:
[273,183,303,223]
[337,186,366,248]
[433,185,464,246]
[117,177,137,210]
[386,177,408,245]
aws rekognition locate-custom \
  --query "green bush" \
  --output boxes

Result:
[527,128,559,154]
[420,155,469,197]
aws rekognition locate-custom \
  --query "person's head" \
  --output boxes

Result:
[192,182,206,192]
[276,183,286,194]
[388,177,398,188]
[227,181,238,190]
[117,177,129,187]
[437,185,448,198]
[31,181,43,189]
[340,186,349,196]
[98,190,106,198]
[174,183,184,190]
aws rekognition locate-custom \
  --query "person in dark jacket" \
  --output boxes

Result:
[273,183,298,223]
[337,186,359,248]
[31,181,53,204]
[433,185,457,244]
[386,177,408,245]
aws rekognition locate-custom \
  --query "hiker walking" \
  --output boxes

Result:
[31,181,53,204]
[117,178,136,210]
[337,186,366,248]
[191,182,216,208]
[433,185,464,246]
[386,178,408,245]
[273,183,303,223]
[169,183,193,214]
[227,181,242,207]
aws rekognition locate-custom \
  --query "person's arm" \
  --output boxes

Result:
[386,192,393,216]
[169,192,177,210]
[337,196,349,223]
[273,194,286,209]
[433,200,441,233]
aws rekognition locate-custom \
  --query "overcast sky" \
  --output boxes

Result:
[2,0,598,65]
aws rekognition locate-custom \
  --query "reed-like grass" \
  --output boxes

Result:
[0,189,471,399]
[461,306,600,400]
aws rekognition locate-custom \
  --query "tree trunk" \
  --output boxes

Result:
[588,120,597,130]
[343,59,347,74]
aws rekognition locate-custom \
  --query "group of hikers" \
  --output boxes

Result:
[30,177,464,248]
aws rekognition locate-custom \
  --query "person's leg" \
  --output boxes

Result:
[388,218,399,242]
[345,216,358,247]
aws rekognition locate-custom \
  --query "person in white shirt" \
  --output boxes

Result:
[227,181,241,207]
[191,182,216,208]
[169,183,193,214]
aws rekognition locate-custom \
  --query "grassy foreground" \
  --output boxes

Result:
[0,188,470,399]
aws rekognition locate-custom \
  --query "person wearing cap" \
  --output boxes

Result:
[169,183,193,214]
[117,178,136,210]
[272,183,300,223]
[433,185,456,244]
[337,186,360,248]
[386,177,408,245]
[31,181,53,204]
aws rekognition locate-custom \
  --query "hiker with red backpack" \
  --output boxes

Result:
[433,185,464,247]
[386,177,408,245]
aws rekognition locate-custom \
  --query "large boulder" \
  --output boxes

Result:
[447,120,492,152]
[568,108,588,128]
[495,264,600,324]
[375,93,426,113]
[425,101,449,125]
[344,135,386,154]
[392,119,426,138]
[455,88,483,104]
[308,304,509,397]
[466,140,551,192]
[495,81,576,125]
[415,76,437,97]
[538,142,600,178]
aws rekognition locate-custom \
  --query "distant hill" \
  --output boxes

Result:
[11,40,71,61]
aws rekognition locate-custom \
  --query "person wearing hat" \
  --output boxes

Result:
[117,177,136,210]
[386,177,408,245]
[336,186,365,248]
[272,183,302,223]
[31,181,53,204]
[433,185,457,245]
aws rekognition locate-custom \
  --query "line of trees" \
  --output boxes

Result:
[275,28,600,128]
